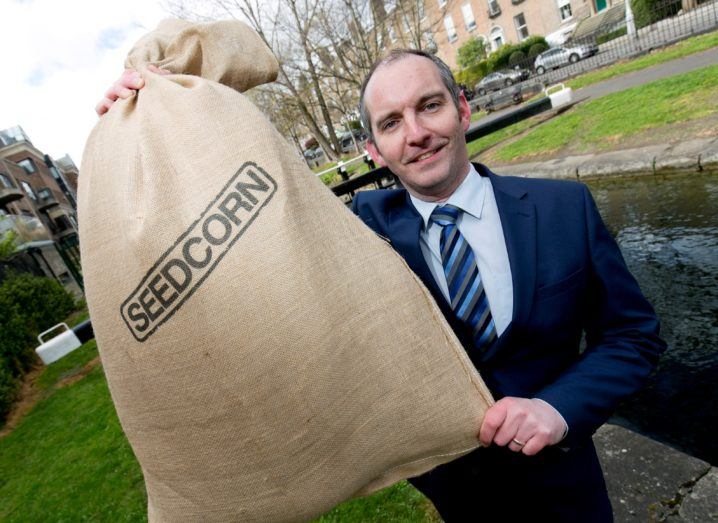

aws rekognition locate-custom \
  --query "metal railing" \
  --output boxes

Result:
[470,0,718,111]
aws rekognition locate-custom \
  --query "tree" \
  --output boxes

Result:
[165,0,451,156]
[0,230,17,260]
[456,36,487,69]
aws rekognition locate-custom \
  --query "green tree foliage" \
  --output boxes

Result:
[456,37,488,69]
[0,272,77,423]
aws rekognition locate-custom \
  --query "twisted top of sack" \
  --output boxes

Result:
[125,19,278,93]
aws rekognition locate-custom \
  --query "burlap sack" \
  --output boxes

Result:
[79,19,493,522]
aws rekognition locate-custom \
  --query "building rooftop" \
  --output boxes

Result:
[0,126,32,149]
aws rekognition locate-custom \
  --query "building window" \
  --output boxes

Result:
[489,26,505,50]
[0,173,15,188]
[17,158,37,174]
[557,0,573,21]
[461,4,477,31]
[514,13,529,40]
[488,0,501,17]
[20,181,37,200]
[38,188,53,200]
[444,15,458,43]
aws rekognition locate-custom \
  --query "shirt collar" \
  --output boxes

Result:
[410,164,487,230]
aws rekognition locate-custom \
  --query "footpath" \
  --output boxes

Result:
[473,46,718,180]
[494,137,718,180]
[595,425,717,521]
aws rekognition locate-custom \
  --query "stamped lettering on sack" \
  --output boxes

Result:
[120,162,277,342]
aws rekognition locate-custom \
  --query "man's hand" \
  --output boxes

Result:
[479,397,566,456]
[95,65,170,117]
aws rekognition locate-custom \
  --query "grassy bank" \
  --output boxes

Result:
[567,29,718,91]
[471,64,718,164]
[0,341,438,521]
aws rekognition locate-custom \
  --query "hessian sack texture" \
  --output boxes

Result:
[79,18,494,523]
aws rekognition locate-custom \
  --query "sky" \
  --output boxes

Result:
[0,0,168,165]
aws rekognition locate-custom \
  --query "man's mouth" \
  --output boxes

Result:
[409,144,445,163]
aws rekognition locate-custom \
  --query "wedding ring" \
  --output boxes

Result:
[511,438,525,447]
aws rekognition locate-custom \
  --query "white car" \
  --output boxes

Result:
[534,44,598,75]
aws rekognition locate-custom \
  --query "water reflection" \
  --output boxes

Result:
[586,172,718,465]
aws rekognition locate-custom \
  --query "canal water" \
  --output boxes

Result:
[585,171,717,466]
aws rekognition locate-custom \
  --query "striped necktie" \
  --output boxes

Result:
[430,204,497,352]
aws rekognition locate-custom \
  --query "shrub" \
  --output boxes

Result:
[508,50,527,68]
[597,26,627,44]
[455,61,489,89]
[528,42,549,59]
[631,0,681,29]
[0,272,76,336]
[487,35,548,72]
[0,361,20,423]
[0,308,36,376]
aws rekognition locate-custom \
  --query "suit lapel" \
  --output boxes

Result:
[384,169,538,364]
[485,168,537,334]
[385,193,443,299]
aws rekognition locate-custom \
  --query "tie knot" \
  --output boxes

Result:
[430,204,462,227]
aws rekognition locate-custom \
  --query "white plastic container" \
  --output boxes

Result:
[35,323,82,365]
[545,83,573,108]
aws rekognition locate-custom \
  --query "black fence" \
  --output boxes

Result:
[471,0,718,111]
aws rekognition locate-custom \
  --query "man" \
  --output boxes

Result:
[98,50,665,521]
[352,49,665,522]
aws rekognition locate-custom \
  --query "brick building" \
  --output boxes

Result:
[0,126,82,295]
[424,0,621,68]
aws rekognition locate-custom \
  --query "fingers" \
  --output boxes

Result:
[147,64,171,75]
[478,397,566,456]
[479,401,507,447]
[95,66,171,117]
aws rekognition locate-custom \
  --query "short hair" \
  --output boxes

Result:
[359,49,461,142]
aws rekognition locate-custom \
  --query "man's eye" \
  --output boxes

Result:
[382,120,398,131]
[424,101,441,111]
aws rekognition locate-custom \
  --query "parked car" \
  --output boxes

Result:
[303,147,323,160]
[475,68,530,96]
[534,44,598,75]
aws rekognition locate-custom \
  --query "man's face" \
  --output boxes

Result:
[364,55,472,202]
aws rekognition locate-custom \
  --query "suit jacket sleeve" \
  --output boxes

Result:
[534,184,666,447]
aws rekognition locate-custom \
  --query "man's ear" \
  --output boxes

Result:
[458,91,471,132]
[366,140,387,167]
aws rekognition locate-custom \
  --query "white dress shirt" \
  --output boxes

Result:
[410,164,569,439]
[410,164,513,335]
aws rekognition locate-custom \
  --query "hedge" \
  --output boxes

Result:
[0,272,77,424]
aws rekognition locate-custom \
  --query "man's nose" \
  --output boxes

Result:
[404,114,431,145]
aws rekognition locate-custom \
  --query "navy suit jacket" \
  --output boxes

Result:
[352,163,666,448]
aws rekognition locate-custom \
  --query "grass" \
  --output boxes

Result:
[567,29,718,91]
[0,343,146,522]
[467,117,538,159]
[0,336,438,522]
[313,158,374,185]
[485,64,718,163]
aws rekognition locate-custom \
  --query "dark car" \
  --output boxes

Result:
[475,69,530,96]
